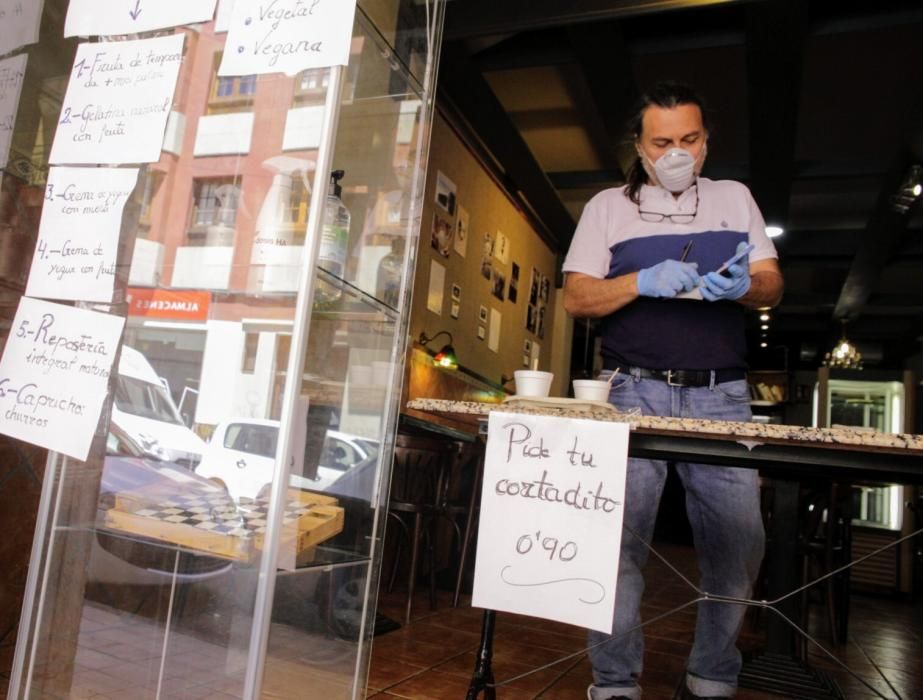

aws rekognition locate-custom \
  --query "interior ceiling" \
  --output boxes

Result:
[437,0,923,369]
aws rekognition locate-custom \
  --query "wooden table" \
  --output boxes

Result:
[407,398,923,699]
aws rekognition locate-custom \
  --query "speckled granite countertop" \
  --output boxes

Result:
[406,398,923,454]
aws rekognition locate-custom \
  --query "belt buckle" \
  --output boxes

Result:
[665,370,684,387]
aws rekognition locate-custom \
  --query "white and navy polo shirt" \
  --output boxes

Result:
[562,178,778,371]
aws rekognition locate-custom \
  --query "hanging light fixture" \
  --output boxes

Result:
[823,322,863,370]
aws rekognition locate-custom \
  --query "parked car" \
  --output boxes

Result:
[195,418,379,502]
[112,346,207,469]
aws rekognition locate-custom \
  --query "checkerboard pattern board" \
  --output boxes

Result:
[105,487,343,562]
[129,493,314,540]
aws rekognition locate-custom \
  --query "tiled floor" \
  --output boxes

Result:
[1,541,920,698]
[369,541,923,699]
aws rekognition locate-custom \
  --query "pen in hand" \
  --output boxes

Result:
[679,240,693,263]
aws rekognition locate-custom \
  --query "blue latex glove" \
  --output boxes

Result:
[636,259,700,298]
[701,250,751,301]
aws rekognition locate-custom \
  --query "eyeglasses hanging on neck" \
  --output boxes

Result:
[638,185,699,224]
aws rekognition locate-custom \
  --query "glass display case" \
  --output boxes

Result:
[3,1,446,697]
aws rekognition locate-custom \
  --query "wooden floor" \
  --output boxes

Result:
[370,542,923,700]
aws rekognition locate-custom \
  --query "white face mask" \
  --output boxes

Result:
[640,146,707,193]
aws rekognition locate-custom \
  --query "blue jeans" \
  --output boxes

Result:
[588,370,765,699]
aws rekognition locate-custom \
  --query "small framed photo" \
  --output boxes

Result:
[451,283,462,302]
[491,273,506,301]
[478,305,488,323]
[523,339,532,353]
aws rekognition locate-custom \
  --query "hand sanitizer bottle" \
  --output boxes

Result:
[315,170,350,303]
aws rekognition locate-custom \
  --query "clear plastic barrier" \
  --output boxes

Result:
[0,1,445,697]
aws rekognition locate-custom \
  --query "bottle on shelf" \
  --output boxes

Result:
[315,170,350,304]
[375,236,405,308]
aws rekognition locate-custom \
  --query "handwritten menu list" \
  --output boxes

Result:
[50,34,184,165]
[0,298,125,460]
[65,0,219,37]
[26,167,140,303]
[0,0,44,56]
[219,0,358,76]
[0,54,26,169]
[472,413,629,632]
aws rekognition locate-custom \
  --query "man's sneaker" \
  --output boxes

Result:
[678,685,727,700]
[586,685,633,700]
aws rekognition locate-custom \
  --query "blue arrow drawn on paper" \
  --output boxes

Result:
[129,0,142,20]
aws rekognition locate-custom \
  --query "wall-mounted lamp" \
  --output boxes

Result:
[418,330,458,370]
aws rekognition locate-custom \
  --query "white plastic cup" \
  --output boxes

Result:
[573,379,611,402]
[514,370,553,398]
[349,365,372,386]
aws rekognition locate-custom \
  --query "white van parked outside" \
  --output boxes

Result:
[112,346,207,469]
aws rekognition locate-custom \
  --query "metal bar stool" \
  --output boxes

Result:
[386,433,453,625]
[433,439,485,608]
[798,481,851,659]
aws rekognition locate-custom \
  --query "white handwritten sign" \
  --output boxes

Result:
[472,412,629,632]
[0,54,26,170]
[65,0,218,37]
[0,298,125,461]
[0,1,44,56]
[50,34,184,165]
[26,167,139,303]
[219,0,357,77]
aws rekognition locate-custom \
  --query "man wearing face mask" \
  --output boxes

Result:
[562,82,784,700]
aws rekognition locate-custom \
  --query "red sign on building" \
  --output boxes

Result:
[127,288,211,322]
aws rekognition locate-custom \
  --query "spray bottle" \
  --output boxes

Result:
[315,170,350,303]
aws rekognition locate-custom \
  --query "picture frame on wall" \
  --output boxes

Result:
[529,267,540,305]
[435,170,457,216]
[491,273,505,301]
[508,261,519,303]
[431,213,453,258]
[454,205,469,257]
[480,231,494,280]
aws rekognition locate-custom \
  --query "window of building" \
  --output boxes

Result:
[137,171,165,230]
[187,177,241,245]
[208,53,257,114]
[293,68,330,106]
[241,332,259,374]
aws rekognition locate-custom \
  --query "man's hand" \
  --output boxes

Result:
[701,241,753,301]
[636,259,700,298]
[701,264,751,301]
